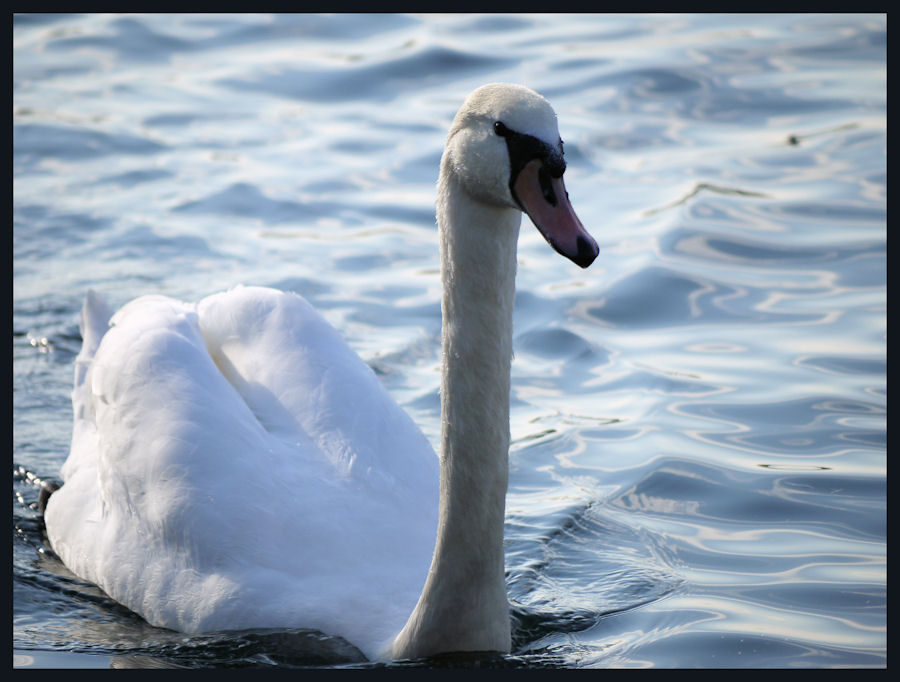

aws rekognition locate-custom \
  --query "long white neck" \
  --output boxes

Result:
[392,155,520,659]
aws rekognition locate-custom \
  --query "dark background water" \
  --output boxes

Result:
[13,13,885,668]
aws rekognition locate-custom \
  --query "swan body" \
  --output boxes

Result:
[44,83,598,661]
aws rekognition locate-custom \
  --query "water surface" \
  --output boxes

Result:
[13,13,886,668]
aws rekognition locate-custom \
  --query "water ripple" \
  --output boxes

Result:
[13,123,166,166]
[219,44,513,103]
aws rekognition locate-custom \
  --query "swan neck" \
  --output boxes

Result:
[438,168,519,493]
[393,161,519,659]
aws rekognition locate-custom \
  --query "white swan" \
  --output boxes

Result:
[43,83,599,661]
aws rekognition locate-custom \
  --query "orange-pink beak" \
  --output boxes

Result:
[513,159,598,268]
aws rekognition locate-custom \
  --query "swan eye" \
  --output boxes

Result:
[493,121,510,137]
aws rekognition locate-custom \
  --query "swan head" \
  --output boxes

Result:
[443,83,599,268]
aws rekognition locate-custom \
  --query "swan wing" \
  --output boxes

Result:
[46,287,438,658]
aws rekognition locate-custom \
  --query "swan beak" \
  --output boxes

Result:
[513,159,599,268]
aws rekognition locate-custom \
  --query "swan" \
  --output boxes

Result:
[43,83,599,662]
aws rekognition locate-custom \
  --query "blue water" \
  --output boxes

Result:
[13,13,885,669]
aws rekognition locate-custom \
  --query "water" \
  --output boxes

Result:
[13,13,885,669]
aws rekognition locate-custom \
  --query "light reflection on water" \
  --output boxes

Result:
[14,12,884,669]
